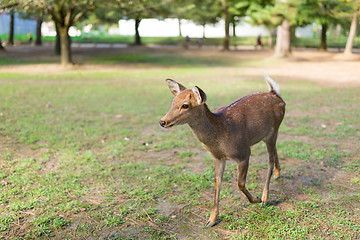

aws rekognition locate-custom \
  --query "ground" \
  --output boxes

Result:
[1,45,360,87]
[0,45,359,239]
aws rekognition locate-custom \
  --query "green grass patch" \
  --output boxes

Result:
[0,50,359,239]
[278,140,346,167]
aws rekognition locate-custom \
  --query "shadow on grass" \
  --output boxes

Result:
[264,200,284,206]
[0,56,33,65]
[0,56,58,66]
[0,45,260,67]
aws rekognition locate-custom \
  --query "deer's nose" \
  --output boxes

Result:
[159,120,166,127]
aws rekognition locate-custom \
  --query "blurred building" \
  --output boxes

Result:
[0,12,36,35]
[118,18,269,38]
[0,12,80,37]
[118,18,313,38]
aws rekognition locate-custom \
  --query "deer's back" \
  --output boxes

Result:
[215,92,285,146]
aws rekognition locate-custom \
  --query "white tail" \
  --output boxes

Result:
[263,72,280,96]
[160,77,286,227]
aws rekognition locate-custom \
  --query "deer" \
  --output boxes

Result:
[159,74,285,227]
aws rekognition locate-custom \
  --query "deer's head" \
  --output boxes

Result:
[160,79,206,128]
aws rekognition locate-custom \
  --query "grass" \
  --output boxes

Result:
[0,49,359,239]
[293,36,360,49]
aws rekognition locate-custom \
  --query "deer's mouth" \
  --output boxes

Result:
[159,120,174,128]
[163,123,174,128]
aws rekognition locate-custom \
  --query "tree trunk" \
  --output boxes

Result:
[178,18,182,37]
[319,23,327,50]
[344,5,358,56]
[0,39,5,50]
[55,22,61,55]
[291,26,295,43]
[59,26,72,66]
[266,26,273,49]
[222,0,230,50]
[35,18,43,46]
[8,11,14,45]
[232,22,236,37]
[335,24,341,37]
[275,19,291,58]
[134,17,141,45]
[203,24,206,38]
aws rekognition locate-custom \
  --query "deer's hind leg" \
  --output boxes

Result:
[236,148,262,204]
[262,132,281,205]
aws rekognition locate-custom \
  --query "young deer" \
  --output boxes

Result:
[160,74,285,227]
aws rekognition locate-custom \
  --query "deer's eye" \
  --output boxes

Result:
[182,104,189,109]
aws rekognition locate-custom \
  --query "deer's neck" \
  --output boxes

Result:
[188,104,221,145]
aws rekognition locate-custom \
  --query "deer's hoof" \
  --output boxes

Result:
[274,170,281,179]
[261,201,267,207]
[205,221,216,228]
[253,197,262,204]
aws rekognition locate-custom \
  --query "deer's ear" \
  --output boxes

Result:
[166,79,187,96]
[192,86,207,105]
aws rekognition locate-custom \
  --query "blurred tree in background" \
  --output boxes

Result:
[187,0,220,38]
[244,0,276,48]
[0,0,359,62]
[340,0,359,57]
[168,0,196,37]
[296,0,340,51]
[35,0,95,65]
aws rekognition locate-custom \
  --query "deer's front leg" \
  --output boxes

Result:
[206,158,226,227]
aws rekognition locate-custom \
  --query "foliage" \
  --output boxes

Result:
[245,0,277,27]
[296,0,340,26]
[0,0,18,9]
[116,0,171,20]
[188,0,221,26]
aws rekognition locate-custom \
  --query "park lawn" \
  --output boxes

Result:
[0,51,359,239]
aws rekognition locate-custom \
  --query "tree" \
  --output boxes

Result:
[297,0,340,51]
[220,0,250,50]
[91,0,172,46]
[115,0,172,45]
[168,0,195,37]
[0,39,4,50]
[35,17,43,45]
[245,0,277,48]
[275,19,291,57]
[273,0,299,58]
[189,0,221,38]
[343,0,359,57]
[329,0,360,58]
[221,0,230,50]
[22,9,46,46]
[0,0,18,49]
[8,10,15,45]
[29,0,95,65]
[230,16,240,37]
[18,5,47,46]
[55,22,61,55]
